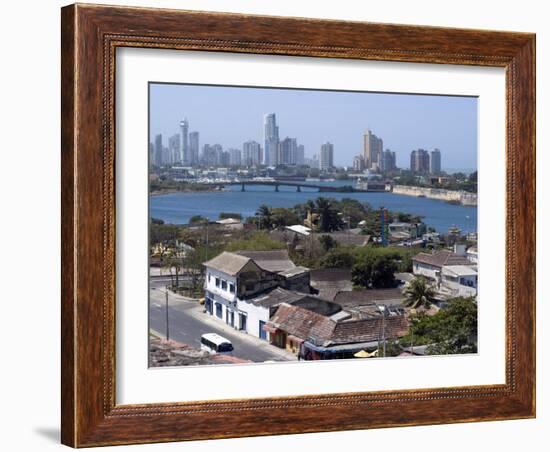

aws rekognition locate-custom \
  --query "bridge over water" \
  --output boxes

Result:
[208,181,369,193]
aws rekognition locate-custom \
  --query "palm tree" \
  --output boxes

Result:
[404,276,436,309]
[256,204,273,230]
[315,197,342,232]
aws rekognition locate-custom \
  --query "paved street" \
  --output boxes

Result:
[149,279,296,363]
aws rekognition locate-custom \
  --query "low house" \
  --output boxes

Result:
[314,232,371,247]
[388,222,419,240]
[412,249,472,281]
[241,288,342,340]
[440,265,478,298]
[285,224,312,236]
[266,303,409,359]
[332,288,406,319]
[236,250,310,292]
[466,245,478,264]
[310,268,353,301]
[215,217,243,230]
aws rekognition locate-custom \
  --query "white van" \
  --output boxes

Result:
[200,333,234,355]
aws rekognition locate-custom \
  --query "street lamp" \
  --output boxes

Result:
[377,304,387,357]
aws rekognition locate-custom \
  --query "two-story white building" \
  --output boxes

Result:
[203,250,310,340]
[440,265,478,298]
[412,249,472,281]
[412,249,477,300]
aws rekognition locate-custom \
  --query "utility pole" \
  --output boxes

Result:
[165,285,170,341]
[378,304,387,357]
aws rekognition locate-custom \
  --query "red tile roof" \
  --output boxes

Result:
[268,303,409,347]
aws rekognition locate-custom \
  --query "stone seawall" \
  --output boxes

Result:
[392,185,477,206]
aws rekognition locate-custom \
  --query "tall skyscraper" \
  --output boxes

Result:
[263,113,279,166]
[380,149,397,172]
[179,117,189,165]
[189,131,200,166]
[410,149,430,173]
[363,129,383,170]
[168,134,180,165]
[220,150,231,167]
[296,144,305,165]
[154,134,163,167]
[278,137,298,165]
[243,140,262,166]
[430,148,442,174]
[229,148,242,166]
[353,155,366,171]
[320,142,334,171]
[148,142,154,168]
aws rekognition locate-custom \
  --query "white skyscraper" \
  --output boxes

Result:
[243,140,262,166]
[263,113,279,166]
[179,117,189,165]
[320,142,334,171]
[363,129,383,170]
[189,131,199,166]
[229,148,242,166]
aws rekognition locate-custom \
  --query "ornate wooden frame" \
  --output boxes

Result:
[61,3,536,447]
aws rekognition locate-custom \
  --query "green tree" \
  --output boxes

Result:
[271,207,300,228]
[401,297,478,355]
[164,255,183,289]
[403,276,436,309]
[316,197,343,232]
[351,254,397,288]
[255,204,273,230]
[189,215,208,225]
[319,247,355,269]
[319,234,337,252]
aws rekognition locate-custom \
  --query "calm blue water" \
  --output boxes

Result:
[150,182,477,233]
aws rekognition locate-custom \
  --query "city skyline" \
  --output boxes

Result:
[149,83,478,171]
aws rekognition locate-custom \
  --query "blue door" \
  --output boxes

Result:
[259,320,267,340]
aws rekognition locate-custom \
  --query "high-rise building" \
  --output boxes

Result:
[168,134,180,165]
[278,137,298,165]
[380,149,397,172]
[264,113,279,166]
[201,144,223,167]
[353,155,366,172]
[229,148,242,166]
[189,131,199,166]
[154,134,163,167]
[296,145,305,165]
[363,129,384,170]
[430,148,441,174]
[243,140,262,166]
[410,149,430,173]
[213,144,223,166]
[220,150,231,167]
[148,142,155,168]
[320,142,334,171]
[179,117,189,165]
[162,146,170,166]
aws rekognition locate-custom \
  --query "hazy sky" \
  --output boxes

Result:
[149,83,477,170]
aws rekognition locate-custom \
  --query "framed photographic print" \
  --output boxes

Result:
[61,3,536,447]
